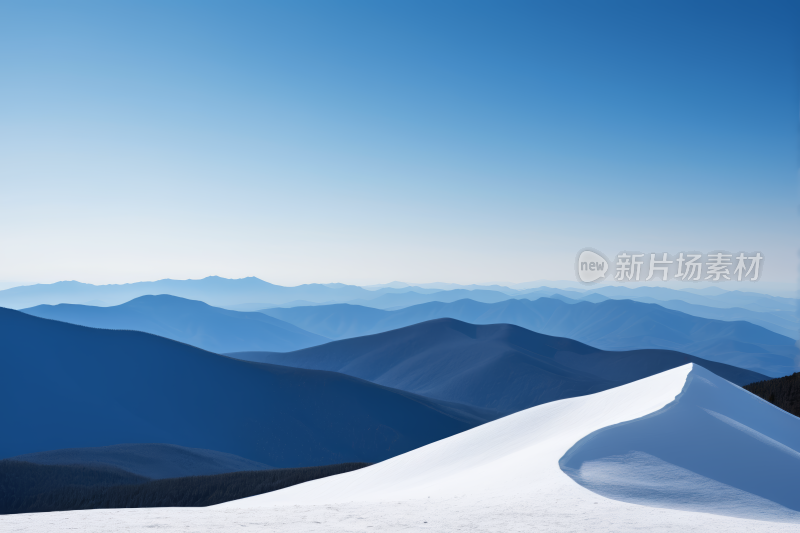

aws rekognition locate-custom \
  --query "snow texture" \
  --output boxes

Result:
[3,363,799,532]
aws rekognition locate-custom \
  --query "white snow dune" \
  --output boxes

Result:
[5,363,800,532]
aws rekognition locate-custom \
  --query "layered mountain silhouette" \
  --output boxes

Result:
[521,289,798,336]
[622,297,798,338]
[230,318,767,414]
[0,277,396,309]
[345,289,516,310]
[0,308,490,467]
[511,288,798,338]
[8,443,273,480]
[22,295,329,353]
[262,298,797,377]
[3,275,794,324]
[583,285,797,313]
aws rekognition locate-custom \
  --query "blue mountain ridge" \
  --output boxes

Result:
[261,298,798,377]
[24,293,792,377]
[0,308,491,467]
[230,318,768,415]
[583,286,797,313]
[22,295,329,353]
[0,277,441,309]
[623,297,797,338]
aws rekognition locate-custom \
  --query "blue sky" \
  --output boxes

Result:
[1,0,797,286]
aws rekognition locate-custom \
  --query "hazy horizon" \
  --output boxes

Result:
[2,1,797,285]
[0,276,795,298]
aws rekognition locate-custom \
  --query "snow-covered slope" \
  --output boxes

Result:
[560,366,800,521]
[218,363,800,523]
[4,364,799,532]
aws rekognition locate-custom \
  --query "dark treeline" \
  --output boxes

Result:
[0,460,149,514]
[744,372,800,418]
[0,460,369,515]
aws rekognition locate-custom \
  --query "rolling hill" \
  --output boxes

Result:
[22,295,329,353]
[262,298,798,376]
[7,443,273,480]
[0,308,489,467]
[230,318,767,414]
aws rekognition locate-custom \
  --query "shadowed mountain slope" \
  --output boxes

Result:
[22,295,328,353]
[231,318,767,414]
[0,308,486,467]
[262,298,797,376]
[8,443,273,480]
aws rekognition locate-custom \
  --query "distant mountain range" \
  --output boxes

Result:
[344,289,516,309]
[581,285,797,313]
[262,298,798,377]
[229,318,767,414]
[22,295,329,353]
[0,308,489,467]
[22,291,796,376]
[517,287,798,334]
[2,276,794,314]
[619,297,798,339]
[0,277,385,308]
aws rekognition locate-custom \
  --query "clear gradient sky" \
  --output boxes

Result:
[1,0,798,286]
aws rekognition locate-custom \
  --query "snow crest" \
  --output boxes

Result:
[221,364,800,524]
[560,366,800,521]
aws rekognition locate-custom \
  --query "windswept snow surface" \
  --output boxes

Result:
[560,366,800,521]
[4,364,799,532]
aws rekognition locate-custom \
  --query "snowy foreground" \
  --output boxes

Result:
[5,364,800,532]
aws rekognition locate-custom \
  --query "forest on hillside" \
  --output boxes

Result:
[0,460,369,515]
[744,372,800,418]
